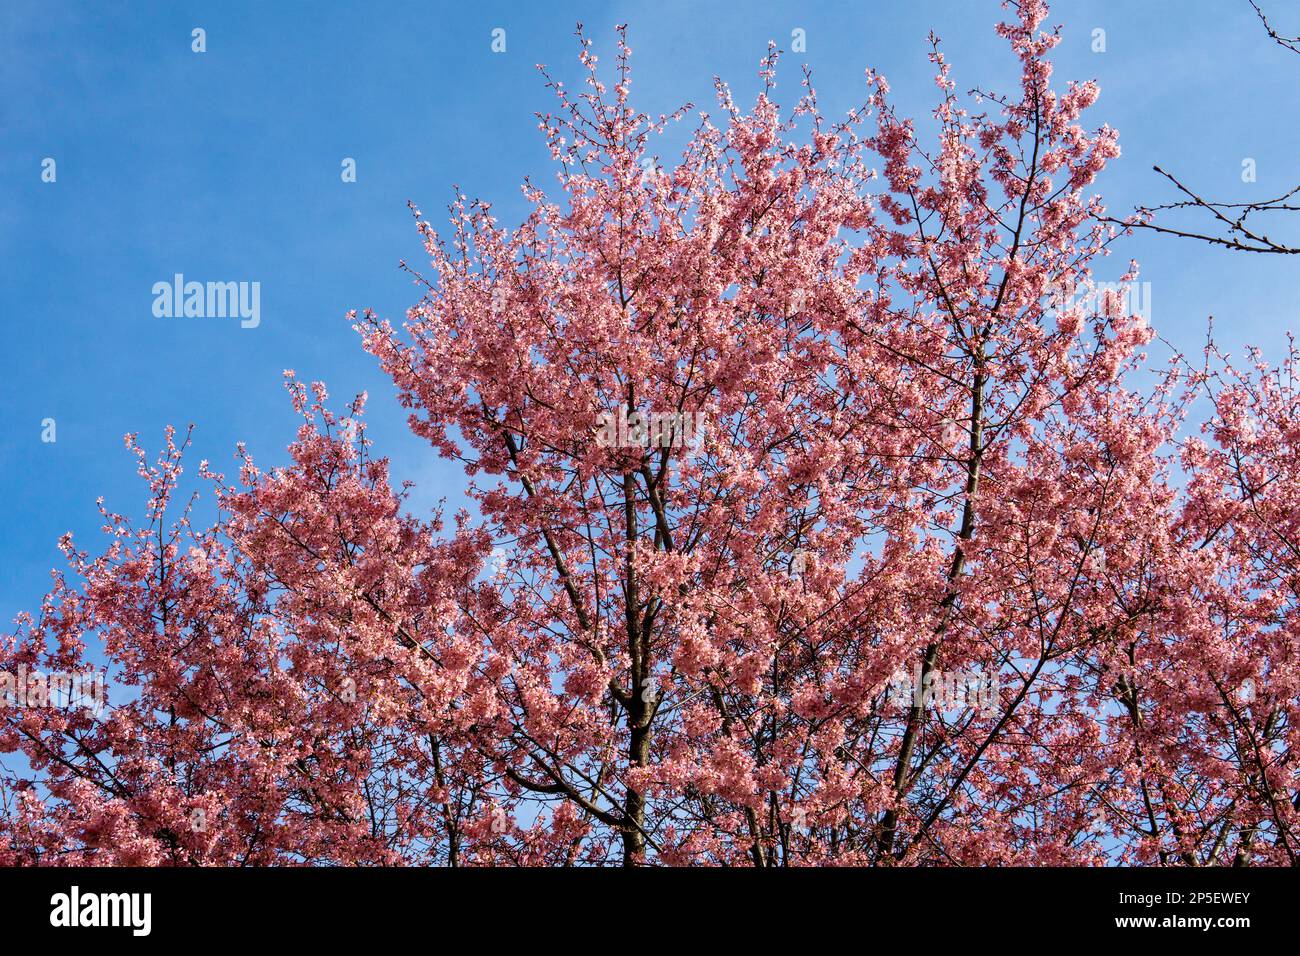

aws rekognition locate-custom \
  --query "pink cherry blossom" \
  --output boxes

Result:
[4,3,1296,867]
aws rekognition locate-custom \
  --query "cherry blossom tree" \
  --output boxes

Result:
[4,0,1297,866]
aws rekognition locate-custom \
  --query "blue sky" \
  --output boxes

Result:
[2,0,1299,627]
